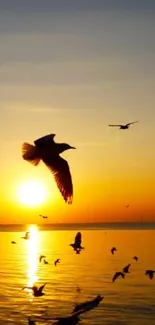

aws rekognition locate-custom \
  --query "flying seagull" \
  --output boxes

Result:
[44,259,49,264]
[123,264,131,273]
[112,272,125,282]
[21,231,30,240]
[22,284,46,297]
[11,241,17,244]
[39,255,46,263]
[36,295,103,325]
[39,214,48,219]
[126,205,130,208]
[72,295,103,314]
[133,256,138,262]
[109,121,138,130]
[22,134,75,204]
[145,270,155,280]
[54,258,60,266]
[70,232,84,252]
[111,247,117,255]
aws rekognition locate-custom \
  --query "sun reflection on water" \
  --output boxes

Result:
[27,225,39,296]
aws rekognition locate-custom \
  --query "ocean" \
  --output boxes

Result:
[0,223,155,325]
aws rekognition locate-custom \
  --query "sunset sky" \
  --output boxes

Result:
[0,0,155,224]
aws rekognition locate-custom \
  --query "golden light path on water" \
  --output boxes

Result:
[27,225,39,299]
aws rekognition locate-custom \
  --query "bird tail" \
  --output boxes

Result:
[22,143,41,166]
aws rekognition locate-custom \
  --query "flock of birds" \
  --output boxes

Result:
[11,122,146,324]
[21,122,138,205]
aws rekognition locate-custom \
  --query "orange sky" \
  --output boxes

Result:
[0,2,155,224]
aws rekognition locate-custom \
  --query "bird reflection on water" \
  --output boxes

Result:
[26,226,39,298]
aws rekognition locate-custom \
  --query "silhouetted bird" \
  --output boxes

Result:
[111,247,117,255]
[39,214,48,219]
[109,121,138,130]
[21,231,30,240]
[72,295,103,314]
[76,286,81,293]
[22,134,75,204]
[54,259,60,266]
[145,270,155,280]
[44,259,49,264]
[11,241,17,244]
[28,318,36,325]
[133,256,138,262]
[126,205,130,208]
[123,264,131,273]
[39,255,46,263]
[22,284,46,297]
[70,232,84,252]
[38,295,103,325]
[112,272,125,282]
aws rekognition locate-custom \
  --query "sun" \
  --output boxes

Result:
[18,180,46,206]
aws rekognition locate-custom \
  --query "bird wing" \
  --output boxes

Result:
[112,273,118,282]
[75,232,81,246]
[127,121,138,126]
[34,134,56,147]
[39,284,46,293]
[43,155,73,204]
[109,124,122,127]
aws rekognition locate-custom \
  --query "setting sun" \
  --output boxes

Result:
[17,180,46,206]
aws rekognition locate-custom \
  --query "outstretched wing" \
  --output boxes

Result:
[75,232,81,246]
[109,124,121,127]
[38,284,46,293]
[127,121,138,126]
[34,134,56,147]
[43,155,73,204]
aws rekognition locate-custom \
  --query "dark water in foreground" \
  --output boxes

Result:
[0,223,155,324]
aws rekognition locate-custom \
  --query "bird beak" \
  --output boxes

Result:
[70,146,76,149]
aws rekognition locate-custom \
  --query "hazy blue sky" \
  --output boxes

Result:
[0,1,155,223]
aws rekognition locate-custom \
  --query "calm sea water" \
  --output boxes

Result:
[0,223,155,325]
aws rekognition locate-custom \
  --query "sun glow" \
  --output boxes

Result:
[27,225,39,297]
[18,180,46,206]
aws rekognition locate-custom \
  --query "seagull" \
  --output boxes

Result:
[54,258,60,266]
[133,256,138,262]
[37,295,103,325]
[22,134,75,204]
[111,247,117,255]
[123,264,131,273]
[11,241,17,244]
[44,259,49,264]
[28,318,36,325]
[72,295,103,314]
[126,204,130,208]
[145,270,155,280]
[22,284,46,297]
[112,272,125,282]
[21,231,30,240]
[39,255,46,263]
[109,121,138,130]
[70,232,84,252]
[39,214,48,219]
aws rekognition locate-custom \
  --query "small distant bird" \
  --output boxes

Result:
[22,134,76,204]
[145,270,155,280]
[76,286,81,293]
[109,121,138,130]
[111,247,117,255]
[22,284,46,297]
[126,205,130,208]
[54,258,60,266]
[133,256,138,262]
[21,231,30,240]
[112,272,125,282]
[70,232,84,252]
[39,214,48,219]
[44,259,49,264]
[28,318,36,325]
[11,241,17,244]
[123,264,131,273]
[39,255,46,263]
